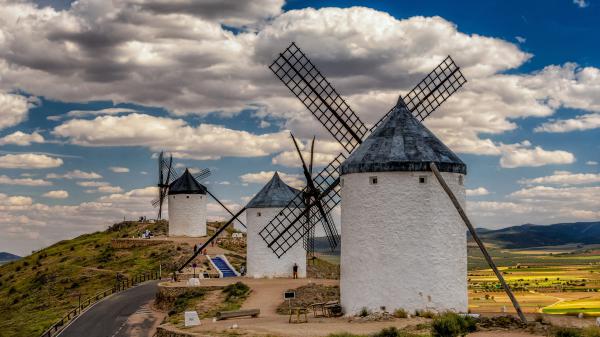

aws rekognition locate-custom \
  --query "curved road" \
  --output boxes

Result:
[59,281,161,337]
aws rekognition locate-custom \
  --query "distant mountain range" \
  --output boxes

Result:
[313,221,600,252]
[0,252,20,262]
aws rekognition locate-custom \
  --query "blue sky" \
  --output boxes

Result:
[0,0,598,255]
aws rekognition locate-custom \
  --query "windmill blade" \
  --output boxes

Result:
[309,136,315,176]
[194,168,211,181]
[371,55,467,131]
[259,153,345,257]
[290,133,313,186]
[270,42,368,154]
[205,189,247,229]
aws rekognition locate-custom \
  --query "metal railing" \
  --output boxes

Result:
[39,270,161,337]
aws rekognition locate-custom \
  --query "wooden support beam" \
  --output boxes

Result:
[429,162,527,323]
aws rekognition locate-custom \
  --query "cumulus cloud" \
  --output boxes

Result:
[0,131,45,146]
[109,166,130,173]
[85,185,124,194]
[52,113,293,160]
[48,107,138,121]
[466,187,490,196]
[240,170,304,188]
[0,175,52,186]
[0,92,32,130]
[534,113,600,133]
[498,141,575,168]
[586,161,598,166]
[519,170,600,186]
[47,170,102,179]
[0,153,63,169]
[573,0,589,8]
[42,190,69,199]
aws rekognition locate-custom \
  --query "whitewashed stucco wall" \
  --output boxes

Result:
[168,194,207,237]
[340,171,467,315]
[246,207,307,278]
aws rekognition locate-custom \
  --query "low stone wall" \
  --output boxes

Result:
[156,327,197,337]
[111,238,172,249]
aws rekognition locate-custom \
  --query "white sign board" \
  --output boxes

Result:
[185,311,201,327]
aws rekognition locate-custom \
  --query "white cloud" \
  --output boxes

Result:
[515,36,526,44]
[0,153,63,169]
[519,170,600,186]
[0,92,32,130]
[573,0,589,8]
[52,113,293,160]
[77,181,109,187]
[42,190,69,199]
[534,113,600,133]
[47,170,102,179]
[466,187,490,196]
[586,161,598,166]
[0,131,44,146]
[498,142,575,168]
[86,185,124,194]
[109,166,130,173]
[240,170,304,188]
[0,175,52,186]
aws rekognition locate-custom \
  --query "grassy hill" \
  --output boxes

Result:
[0,220,190,337]
[473,221,600,248]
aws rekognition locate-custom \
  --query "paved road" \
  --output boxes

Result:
[59,281,160,337]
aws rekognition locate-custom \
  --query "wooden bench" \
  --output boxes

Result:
[324,301,342,317]
[288,307,308,323]
[310,302,327,317]
[216,309,260,320]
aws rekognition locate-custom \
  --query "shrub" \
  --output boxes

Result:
[582,327,600,337]
[415,309,437,318]
[223,282,250,302]
[552,327,582,337]
[431,312,476,337]
[359,307,370,317]
[373,327,401,337]
[393,308,408,318]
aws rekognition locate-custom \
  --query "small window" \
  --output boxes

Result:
[419,176,427,184]
[369,176,378,185]
[458,175,464,186]
[257,212,261,217]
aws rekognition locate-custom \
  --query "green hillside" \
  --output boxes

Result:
[0,221,189,337]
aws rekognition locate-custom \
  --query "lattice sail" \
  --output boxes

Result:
[259,153,345,257]
[270,43,368,155]
[371,55,467,131]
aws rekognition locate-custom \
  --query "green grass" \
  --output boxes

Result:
[0,221,183,337]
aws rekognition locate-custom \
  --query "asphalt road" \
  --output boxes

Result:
[59,280,160,337]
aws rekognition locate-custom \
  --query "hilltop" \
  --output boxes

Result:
[0,220,190,337]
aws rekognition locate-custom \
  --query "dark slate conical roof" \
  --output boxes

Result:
[168,169,207,195]
[246,172,302,208]
[340,102,467,175]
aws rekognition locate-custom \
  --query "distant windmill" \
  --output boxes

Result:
[258,42,526,321]
[151,151,245,237]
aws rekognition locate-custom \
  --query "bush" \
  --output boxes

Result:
[553,327,582,337]
[415,309,437,318]
[373,327,401,337]
[431,312,477,337]
[359,307,370,317]
[393,308,408,318]
[582,327,600,337]
[223,282,250,302]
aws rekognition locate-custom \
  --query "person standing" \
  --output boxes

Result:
[292,263,298,279]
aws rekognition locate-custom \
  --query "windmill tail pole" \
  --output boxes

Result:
[429,162,527,324]
[177,206,246,272]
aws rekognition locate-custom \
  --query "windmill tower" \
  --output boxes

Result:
[153,152,216,237]
[339,102,468,314]
[245,172,306,278]
[168,169,208,237]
